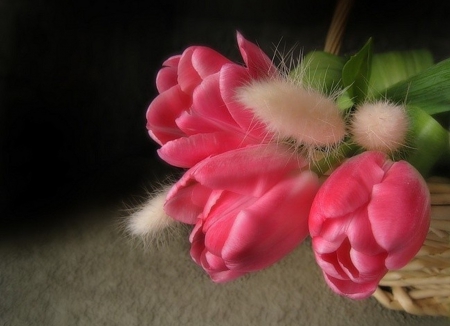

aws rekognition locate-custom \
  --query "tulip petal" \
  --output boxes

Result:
[209,269,247,283]
[191,47,232,79]
[190,221,205,263]
[314,251,349,280]
[156,55,181,93]
[175,111,219,135]
[191,217,247,283]
[191,144,307,197]
[346,207,384,255]
[349,249,387,280]
[220,64,274,141]
[192,73,240,130]
[221,171,319,271]
[323,273,380,300]
[158,132,253,168]
[312,152,386,220]
[162,55,181,68]
[336,239,359,281]
[177,47,203,94]
[146,85,190,145]
[203,191,261,258]
[369,161,430,269]
[203,191,255,232]
[311,236,342,255]
[314,213,352,246]
[156,66,179,93]
[236,31,277,79]
[164,181,211,224]
[203,251,228,272]
[190,202,251,283]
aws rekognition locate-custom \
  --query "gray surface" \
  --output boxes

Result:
[1,160,449,326]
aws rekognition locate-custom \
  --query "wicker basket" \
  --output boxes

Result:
[324,0,450,316]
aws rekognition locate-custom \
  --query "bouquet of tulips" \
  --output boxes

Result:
[128,32,450,300]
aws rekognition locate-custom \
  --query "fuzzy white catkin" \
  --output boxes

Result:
[236,79,346,148]
[127,186,176,239]
[350,101,409,153]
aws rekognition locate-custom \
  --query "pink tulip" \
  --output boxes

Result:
[309,151,431,299]
[146,32,278,168]
[164,144,320,282]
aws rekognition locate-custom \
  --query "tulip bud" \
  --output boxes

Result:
[146,32,278,168]
[309,151,430,299]
[165,144,320,282]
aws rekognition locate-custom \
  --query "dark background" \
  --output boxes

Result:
[1,0,450,220]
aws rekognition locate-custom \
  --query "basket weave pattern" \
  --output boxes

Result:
[372,178,450,316]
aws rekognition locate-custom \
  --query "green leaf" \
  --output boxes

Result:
[341,38,373,104]
[336,91,354,110]
[405,106,450,177]
[367,49,434,99]
[290,51,346,95]
[382,58,450,116]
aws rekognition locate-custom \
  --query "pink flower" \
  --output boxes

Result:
[309,151,431,299]
[146,32,278,168]
[165,144,320,282]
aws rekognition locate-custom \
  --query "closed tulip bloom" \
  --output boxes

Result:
[309,151,430,299]
[146,32,278,168]
[165,144,320,282]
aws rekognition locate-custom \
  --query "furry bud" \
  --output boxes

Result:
[127,186,177,241]
[236,79,346,149]
[350,101,409,153]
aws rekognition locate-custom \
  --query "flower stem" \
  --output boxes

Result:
[324,0,355,55]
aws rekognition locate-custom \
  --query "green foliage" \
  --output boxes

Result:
[383,58,450,116]
[341,38,373,105]
[405,107,450,177]
[368,49,434,99]
[290,50,346,95]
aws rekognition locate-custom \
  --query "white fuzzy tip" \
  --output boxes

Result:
[236,79,346,148]
[127,187,176,239]
[350,101,409,153]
